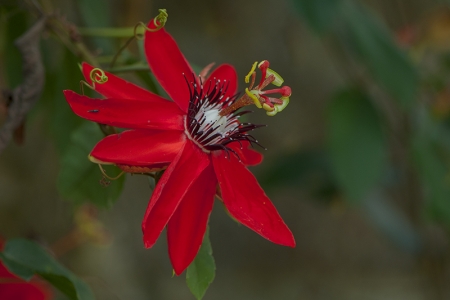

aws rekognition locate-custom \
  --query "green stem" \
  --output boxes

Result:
[78,27,144,38]
[107,64,150,73]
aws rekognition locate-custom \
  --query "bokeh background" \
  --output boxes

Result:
[2,0,450,299]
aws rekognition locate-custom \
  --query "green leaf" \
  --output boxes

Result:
[339,3,418,108]
[186,227,215,300]
[293,0,342,33]
[412,115,450,224]
[0,252,35,280]
[57,122,125,208]
[327,87,387,202]
[1,238,95,300]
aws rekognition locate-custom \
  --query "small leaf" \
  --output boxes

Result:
[57,122,125,208]
[327,87,387,202]
[1,238,95,300]
[0,252,35,280]
[186,227,215,300]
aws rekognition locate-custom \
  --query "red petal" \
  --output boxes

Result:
[144,24,195,113]
[142,141,210,249]
[63,90,184,131]
[228,141,263,166]
[0,237,53,300]
[205,64,238,100]
[90,130,185,167]
[0,280,52,300]
[82,62,162,101]
[212,151,295,247]
[167,162,216,275]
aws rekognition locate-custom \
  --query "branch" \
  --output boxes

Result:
[0,17,46,152]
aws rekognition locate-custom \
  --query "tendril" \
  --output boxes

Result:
[110,9,168,68]
[79,68,108,95]
[90,68,108,84]
[134,9,168,39]
[98,164,125,181]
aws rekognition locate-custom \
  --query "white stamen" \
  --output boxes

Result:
[184,76,261,154]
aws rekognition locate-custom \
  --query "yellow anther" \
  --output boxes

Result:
[266,68,284,87]
[276,96,290,112]
[236,60,291,117]
[90,68,108,84]
[262,103,274,112]
[266,97,290,116]
[266,107,278,116]
[245,61,258,83]
[245,88,262,108]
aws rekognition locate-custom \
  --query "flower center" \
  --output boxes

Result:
[184,74,263,157]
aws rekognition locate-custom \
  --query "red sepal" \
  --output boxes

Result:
[82,62,164,101]
[90,130,185,167]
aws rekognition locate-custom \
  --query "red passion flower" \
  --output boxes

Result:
[0,238,53,300]
[63,10,295,275]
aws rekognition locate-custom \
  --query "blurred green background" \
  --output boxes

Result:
[2,0,450,299]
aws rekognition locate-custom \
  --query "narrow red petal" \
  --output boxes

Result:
[144,23,195,113]
[167,162,216,275]
[228,141,263,166]
[212,151,295,247]
[90,130,185,167]
[142,141,210,249]
[205,64,238,100]
[82,62,163,101]
[63,90,184,131]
